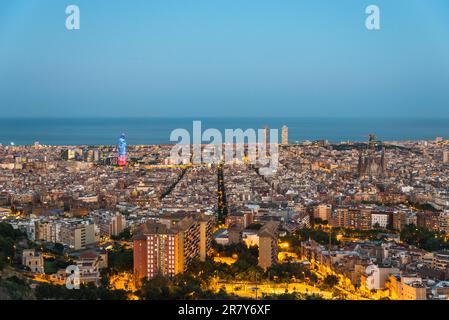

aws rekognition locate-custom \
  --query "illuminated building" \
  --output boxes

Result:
[118,133,127,166]
[257,221,279,269]
[314,204,332,221]
[75,251,103,285]
[133,214,214,280]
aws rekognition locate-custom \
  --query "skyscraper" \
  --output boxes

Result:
[263,125,269,147]
[117,133,127,166]
[443,151,449,164]
[281,125,288,146]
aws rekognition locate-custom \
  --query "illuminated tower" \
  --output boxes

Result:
[118,133,128,166]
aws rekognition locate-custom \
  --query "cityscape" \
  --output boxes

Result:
[1,1,449,313]
[1,128,449,301]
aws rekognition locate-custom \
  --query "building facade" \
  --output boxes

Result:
[258,221,279,269]
[133,214,214,279]
[281,125,288,146]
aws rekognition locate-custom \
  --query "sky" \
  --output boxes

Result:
[0,0,448,118]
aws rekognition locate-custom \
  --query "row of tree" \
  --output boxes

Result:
[35,283,128,300]
[0,222,25,270]
[400,224,449,252]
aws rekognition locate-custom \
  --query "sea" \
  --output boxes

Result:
[0,117,448,146]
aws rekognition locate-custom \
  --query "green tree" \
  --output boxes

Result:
[323,275,339,288]
[108,244,133,272]
[111,228,132,241]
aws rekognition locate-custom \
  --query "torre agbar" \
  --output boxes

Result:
[118,133,128,166]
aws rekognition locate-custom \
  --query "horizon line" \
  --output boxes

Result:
[2,116,449,120]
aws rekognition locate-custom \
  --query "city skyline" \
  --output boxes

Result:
[2,0,449,306]
[2,117,449,146]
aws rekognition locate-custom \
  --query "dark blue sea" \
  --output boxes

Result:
[0,118,448,146]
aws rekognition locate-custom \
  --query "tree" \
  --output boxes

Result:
[108,244,133,272]
[323,275,339,288]
[0,222,25,270]
[400,224,448,251]
[53,243,65,256]
[137,272,237,300]
[111,228,132,241]
[35,283,127,300]
[138,274,177,300]
[298,227,339,246]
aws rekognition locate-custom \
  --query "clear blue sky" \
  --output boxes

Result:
[0,0,448,118]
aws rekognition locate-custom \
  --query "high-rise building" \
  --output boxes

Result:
[93,149,101,162]
[37,219,96,250]
[133,214,214,280]
[257,221,279,269]
[332,207,351,228]
[91,211,126,237]
[443,151,449,164]
[110,214,125,237]
[118,133,127,166]
[263,125,269,147]
[314,204,332,222]
[351,207,374,230]
[281,125,288,145]
[62,222,96,250]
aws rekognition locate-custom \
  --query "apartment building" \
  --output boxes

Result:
[363,264,400,290]
[37,220,58,243]
[22,249,44,273]
[433,251,449,271]
[314,204,332,222]
[91,211,126,237]
[60,221,96,250]
[258,221,279,269]
[225,210,254,229]
[351,208,372,230]
[371,212,391,229]
[35,218,97,250]
[332,207,351,228]
[388,274,427,300]
[75,251,103,285]
[133,213,214,280]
